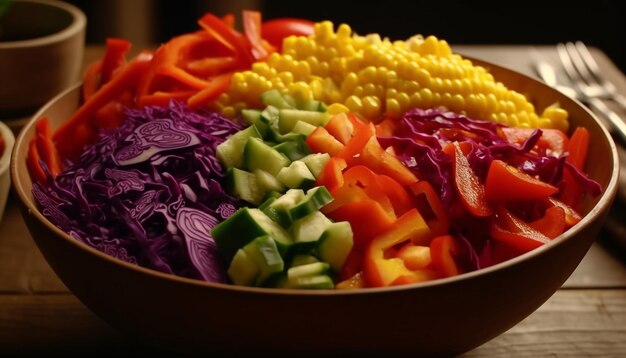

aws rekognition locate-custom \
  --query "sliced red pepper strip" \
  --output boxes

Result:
[327,199,396,251]
[501,127,569,156]
[26,140,46,185]
[306,126,344,156]
[186,72,233,108]
[53,51,154,161]
[100,37,132,84]
[429,235,462,277]
[343,165,395,217]
[138,90,196,108]
[408,180,451,236]
[339,122,376,162]
[82,60,102,100]
[315,156,347,193]
[547,197,582,227]
[528,205,566,239]
[376,174,414,217]
[324,112,354,145]
[375,117,397,137]
[222,13,235,28]
[35,117,62,177]
[485,159,558,203]
[198,13,255,65]
[363,208,434,287]
[355,136,418,186]
[243,10,269,61]
[559,127,590,209]
[445,141,492,217]
[489,206,551,253]
[157,64,211,90]
[184,56,237,77]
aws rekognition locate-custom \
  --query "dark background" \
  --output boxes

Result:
[66,0,626,73]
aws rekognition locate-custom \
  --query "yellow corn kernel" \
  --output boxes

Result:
[222,106,236,118]
[325,104,348,116]
[410,92,422,108]
[386,98,402,118]
[358,66,378,84]
[290,81,314,102]
[362,96,382,119]
[337,23,352,39]
[419,88,434,109]
[396,92,410,111]
[345,95,363,113]
[541,106,569,131]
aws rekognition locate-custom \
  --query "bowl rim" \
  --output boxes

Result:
[0,120,15,175]
[10,59,621,296]
[0,0,86,49]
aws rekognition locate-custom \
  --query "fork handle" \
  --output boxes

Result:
[589,97,626,145]
[613,93,626,113]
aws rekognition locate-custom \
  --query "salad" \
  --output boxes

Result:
[28,11,602,289]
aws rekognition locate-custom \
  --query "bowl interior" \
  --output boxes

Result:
[0,0,75,42]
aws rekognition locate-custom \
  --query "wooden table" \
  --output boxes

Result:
[1,45,626,356]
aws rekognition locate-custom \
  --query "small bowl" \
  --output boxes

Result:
[0,0,86,119]
[0,120,15,222]
[10,58,619,355]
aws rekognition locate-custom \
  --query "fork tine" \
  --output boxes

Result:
[564,42,595,84]
[574,41,604,83]
[556,42,579,82]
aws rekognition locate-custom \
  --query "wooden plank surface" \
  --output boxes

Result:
[1,45,626,356]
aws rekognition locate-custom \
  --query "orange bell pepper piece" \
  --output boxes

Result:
[100,37,132,84]
[489,206,551,254]
[306,126,344,156]
[429,235,462,278]
[187,72,233,108]
[408,180,451,236]
[315,157,347,192]
[327,199,396,251]
[355,136,418,186]
[528,205,566,239]
[363,208,436,287]
[324,112,354,145]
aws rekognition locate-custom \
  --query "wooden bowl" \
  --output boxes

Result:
[10,59,619,356]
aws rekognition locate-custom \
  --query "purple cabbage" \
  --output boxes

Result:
[33,100,242,283]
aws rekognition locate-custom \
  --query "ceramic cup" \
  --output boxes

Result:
[0,120,15,222]
[0,0,86,119]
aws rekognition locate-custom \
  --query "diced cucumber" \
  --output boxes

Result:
[262,189,305,228]
[212,208,292,262]
[242,235,285,286]
[278,109,330,133]
[227,249,259,286]
[226,168,264,205]
[286,262,333,289]
[291,120,318,136]
[261,89,294,109]
[300,153,331,178]
[287,262,330,278]
[296,99,327,112]
[289,186,334,221]
[272,137,312,161]
[276,160,315,190]
[216,125,262,169]
[317,221,354,273]
[253,169,286,194]
[240,109,262,126]
[290,254,320,267]
[291,211,333,245]
[243,137,291,177]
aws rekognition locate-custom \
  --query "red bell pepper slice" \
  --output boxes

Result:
[339,122,376,163]
[375,117,397,137]
[243,10,269,61]
[157,65,211,90]
[445,141,492,217]
[429,235,462,277]
[489,206,551,254]
[501,127,569,156]
[363,208,435,287]
[328,199,396,251]
[198,13,255,66]
[559,127,590,209]
[355,136,418,186]
[376,174,414,216]
[342,165,395,217]
[184,56,237,77]
[306,126,344,156]
[324,112,354,145]
[485,159,558,203]
[137,90,196,108]
[339,250,363,282]
[528,205,566,239]
[99,37,132,85]
[547,197,582,227]
[315,157,347,193]
[27,140,46,185]
[82,60,102,100]
[186,72,233,108]
[408,180,451,236]
[35,117,63,177]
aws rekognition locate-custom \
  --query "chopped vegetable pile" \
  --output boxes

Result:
[28,11,603,289]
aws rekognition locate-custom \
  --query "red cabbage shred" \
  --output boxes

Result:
[32,100,242,283]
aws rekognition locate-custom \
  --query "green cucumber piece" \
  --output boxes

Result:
[227,249,259,286]
[261,89,295,109]
[276,160,315,190]
[216,125,262,169]
[317,221,354,273]
[290,254,320,267]
[241,109,262,126]
[262,189,305,228]
[289,186,334,221]
[278,109,330,133]
[243,235,285,286]
[212,207,292,262]
[291,120,318,136]
[272,137,312,161]
[300,153,331,178]
[253,169,286,194]
[288,275,334,289]
[226,168,264,205]
[296,99,327,112]
[291,211,333,245]
[243,137,291,177]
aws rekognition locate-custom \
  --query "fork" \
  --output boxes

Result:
[556,41,626,145]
